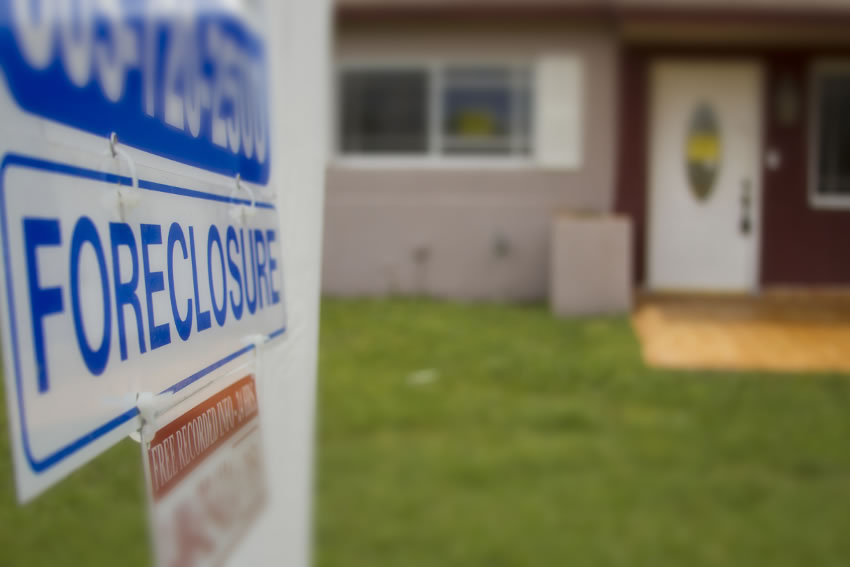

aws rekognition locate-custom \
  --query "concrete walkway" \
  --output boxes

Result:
[632,290,850,373]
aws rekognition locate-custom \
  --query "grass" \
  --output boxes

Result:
[0,416,150,565]
[2,298,850,565]
[316,298,850,567]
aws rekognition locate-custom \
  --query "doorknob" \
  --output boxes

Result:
[740,179,752,235]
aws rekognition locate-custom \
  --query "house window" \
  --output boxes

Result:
[442,66,532,156]
[338,63,533,159]
[811,64,850,206]
[339,69,429,154]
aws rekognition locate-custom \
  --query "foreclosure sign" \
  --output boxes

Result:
[0,1,284,502]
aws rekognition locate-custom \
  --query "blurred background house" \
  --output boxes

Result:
[323,0,850,308]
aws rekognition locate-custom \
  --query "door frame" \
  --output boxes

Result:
[644,57,765,294]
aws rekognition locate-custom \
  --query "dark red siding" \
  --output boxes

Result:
[613,47,649,285]
[761,52,850,285]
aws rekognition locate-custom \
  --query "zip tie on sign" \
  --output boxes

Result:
[229,174,257,225]
[245,333,269,376]
[135,392,159,445]
[133,391,182,445]
[103,132,140,220]
[130,333,272,444]
[244,333,269,349]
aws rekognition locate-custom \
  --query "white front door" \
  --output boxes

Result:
[647,61,762,292]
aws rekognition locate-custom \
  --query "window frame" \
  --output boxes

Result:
[333,58,537,169]
[808,59,850,210]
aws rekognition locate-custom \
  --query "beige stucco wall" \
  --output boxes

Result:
[324,22,620,301]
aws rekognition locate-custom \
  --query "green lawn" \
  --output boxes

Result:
[2,298,850,565]
[316,298,850,567]
[0,414,150,565]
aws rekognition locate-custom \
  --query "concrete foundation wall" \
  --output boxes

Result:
[323,22,619,300]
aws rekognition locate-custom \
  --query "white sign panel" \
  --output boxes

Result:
[143,374,267,567]
[0,1,284,502]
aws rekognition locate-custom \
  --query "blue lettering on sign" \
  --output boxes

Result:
[0,1,270,184]
[22,212,282,394]
[69,216,112,376]
[23,217,62,394]
[0,153,285,474]
[110,222,147,361]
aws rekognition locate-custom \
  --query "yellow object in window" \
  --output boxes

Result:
[454,109,497,137]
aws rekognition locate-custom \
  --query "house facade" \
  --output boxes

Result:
[324,0,850,301]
